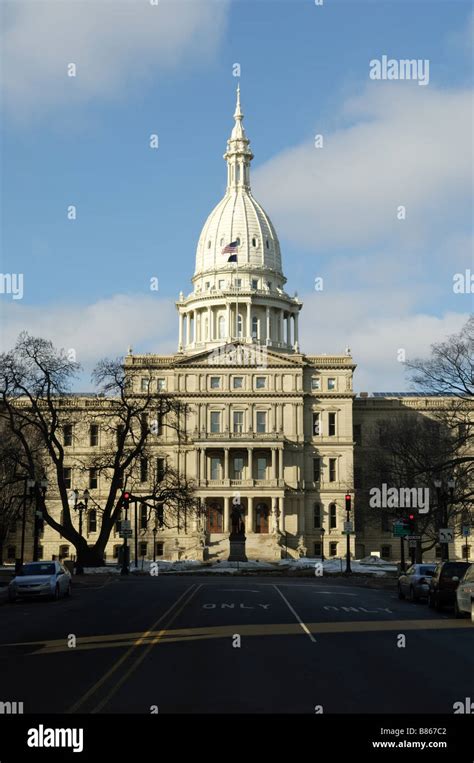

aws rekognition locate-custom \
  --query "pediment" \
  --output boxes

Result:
[175,342,304,368]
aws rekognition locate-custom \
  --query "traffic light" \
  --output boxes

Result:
[407,512,416,534]
[121,491,131,509]
[345,494,351,513]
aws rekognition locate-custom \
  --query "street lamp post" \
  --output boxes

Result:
[434,477,455,562]
[72,489,89,574]
[320,527,325,562]
[152,525,157,562]
[33,479,48,562]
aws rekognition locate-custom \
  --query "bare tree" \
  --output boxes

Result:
[0,333,197,567]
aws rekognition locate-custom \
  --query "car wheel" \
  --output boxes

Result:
[398,584,405,600]
[408,586,417,602]
[454,599,464,619]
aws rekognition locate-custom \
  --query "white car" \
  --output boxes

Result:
[8,561,72,602]
[454,563,474,620]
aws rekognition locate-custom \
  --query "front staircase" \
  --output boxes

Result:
[207,533,282,562]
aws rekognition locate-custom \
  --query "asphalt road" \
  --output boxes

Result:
[0,575,472,714]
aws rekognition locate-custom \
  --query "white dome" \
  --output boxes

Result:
[194,190,282,276]
[194,85,282,279]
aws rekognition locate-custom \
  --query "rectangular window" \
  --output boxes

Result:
[210,411,221,433]
[205,282,210,291]
[156,503,164,527]
[312,412,321,436]
[157,378,166,392]
[156,458,165,481]
[256,457,267,480]
[139,542,148,558]
[233,411,244,433]
[313,458,321,482]
[140,457,148,483]
[313,503,321,529]
[256,376,266,389]
[256,411,267,433]
[314,542,321,557]
[63,425,72,447]
[328,378,336,390]
[328,412,336,436]
[156,542,164,557]
[353,424,362,445]
[311,376,320,391]
[89,468,98,490]
[235,278,242,288]
[218,280,225,290]
[330,504,337,529]
[141,413,148,436]
[140,504,148,530]
[233,377,243,389]
[233,457,244,479]
[210,376,220,389]
[251,279,258,290]
[88,510,97,534]
[210,457,221,480]
[90,424,99,446]
[63,467,72,489]
[329,458,337,482]
[381,545,391,560]
[141,378,150,393]
[329,542,338,557]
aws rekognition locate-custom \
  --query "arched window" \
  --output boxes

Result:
[207,240,211,249]
[329,503,337,529]
[313,503,321,529]
[88,509,97,534]
[252,316,258,339]
[266,239,269,249]
[252,237,257,247]
[236,237,241,245]
[218,315,226,339]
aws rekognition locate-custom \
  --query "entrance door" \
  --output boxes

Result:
[256,503,269,534]
[207,504,223,533]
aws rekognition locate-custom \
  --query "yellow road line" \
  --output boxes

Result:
[68,584,199,713]
[90,584,202,713]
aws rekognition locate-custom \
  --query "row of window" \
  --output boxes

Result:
[199,277,273,291]
[311,377,337,391]
[208,454,270,480]
[9,542,167,562]
[312,412,337,437]
[140,378,166,393]
[62,458,166,490]
[313,502,339,529]
[314,542,340,557]
[210,409,268,434]
[63,416,164,448]
[206,236,271,251]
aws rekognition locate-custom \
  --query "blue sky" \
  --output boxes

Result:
[1,0,472,390]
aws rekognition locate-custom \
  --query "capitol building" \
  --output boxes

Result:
[26,88,467,565]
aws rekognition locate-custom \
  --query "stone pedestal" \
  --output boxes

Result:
[228,534,248,562]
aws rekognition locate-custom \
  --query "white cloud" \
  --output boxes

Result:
[0,293,178,370]
[253,85,473,251]
[1,0,229,119]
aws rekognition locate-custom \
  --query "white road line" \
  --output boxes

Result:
[272,584,316,643]
[217,589,260,593]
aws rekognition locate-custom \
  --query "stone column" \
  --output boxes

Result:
[207,306,212,341]
[247,448,252,480]
[279,496,285,533]
[266,306,271,344]
[278,448,283,481]
[246,302,251,342]
[186,312,191,346]
[294,312,299,350]
[178,311,184,350]
[271,448,277,479]
[247,495,254,533]
[200,448,206,482]
[191,310,196,345]
[224,448,229,480]
[226,302,231,341]
[224,496,230,533]
[279,310,284,344]
[272,498,278,532]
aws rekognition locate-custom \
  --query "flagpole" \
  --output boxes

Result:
[235,257,239,340]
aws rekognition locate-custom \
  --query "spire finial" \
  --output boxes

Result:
[234,82,242,121]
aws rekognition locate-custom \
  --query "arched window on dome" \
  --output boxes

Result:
[252,237,257,247]
[236,164,240,182]
[252,316,258,340]
[218,315,226,339]
[266,239,270,249]
[207,240,211,249]
[236,237,241,246]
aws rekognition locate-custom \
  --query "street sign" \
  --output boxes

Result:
[408,540,417,549]
[406,535,421,541]
[462,526,471,538]
[439,528,454,543]
[121,520,131,531]
[343,521,353,534]
[119,529,133,538]
[393,521,409,538]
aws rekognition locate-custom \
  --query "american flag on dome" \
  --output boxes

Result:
[222,240,239,262]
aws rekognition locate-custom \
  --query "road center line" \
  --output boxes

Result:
[272,584,316,643]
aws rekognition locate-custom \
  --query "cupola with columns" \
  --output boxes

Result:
[177,86,302,354]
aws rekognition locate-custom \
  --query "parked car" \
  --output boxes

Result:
[454,563,474,619]
[427,561,470,610]
[8,561,71,602]
[398,563,437,601]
